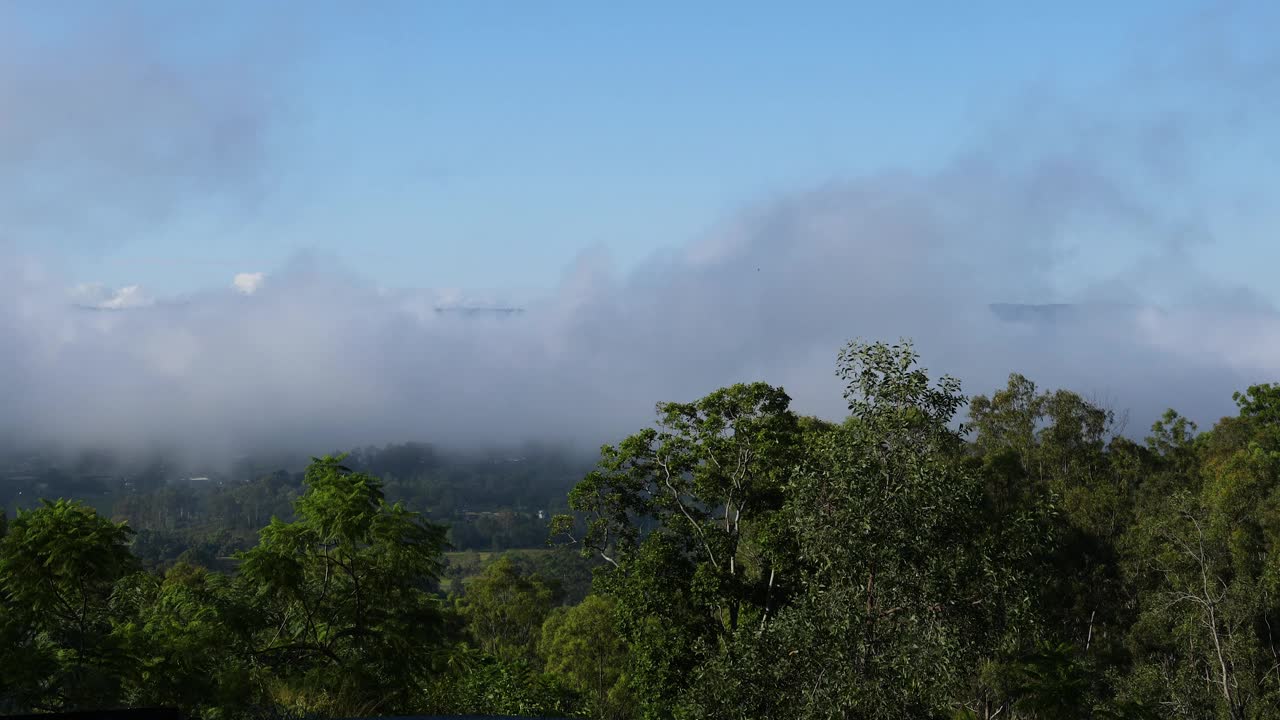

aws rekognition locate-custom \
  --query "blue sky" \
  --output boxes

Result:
[7,0,1278,298]
[5,1,1280,453]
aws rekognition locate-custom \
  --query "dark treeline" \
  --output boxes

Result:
[1,443,589,569]
[3,338,1280,719]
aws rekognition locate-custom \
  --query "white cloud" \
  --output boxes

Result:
[233,272,266,295]
[100,285,153,310]
[69,283,154,310]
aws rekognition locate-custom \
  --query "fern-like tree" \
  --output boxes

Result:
[0,499,140,712]
[236,454,449,715]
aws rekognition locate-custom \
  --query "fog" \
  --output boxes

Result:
[2,4,1278,466]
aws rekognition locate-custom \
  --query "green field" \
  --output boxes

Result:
[443,547,554,563]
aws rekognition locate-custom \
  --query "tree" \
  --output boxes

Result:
[421,648,583,719]
[235,454,449,715]
[553,381,802,718]
[680,340,1051,719]
[542,594,633,719]
[969,374,1133,674]
[112,562,260,716]
[0,499,140,712]
[1122,386,1280,719]
[456,555,555,663]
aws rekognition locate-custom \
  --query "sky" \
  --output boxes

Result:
[8,0,1277,295]
[2,1,1279,463]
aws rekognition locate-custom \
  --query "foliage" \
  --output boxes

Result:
[1119,386,1280,720]
[422,649,586,718]
[113,562,260,716]
[678,340,1051,719]
[542,594,633,719]
[7,340,1280,719]
[553,380,802,717]
[0,499,140,712]
[455,554,556,662]
[235,454,449,715]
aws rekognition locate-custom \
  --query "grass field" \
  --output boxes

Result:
[443,547,555,563]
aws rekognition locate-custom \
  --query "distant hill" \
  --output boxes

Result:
[433,306,525,316]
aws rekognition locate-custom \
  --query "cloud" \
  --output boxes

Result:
[3,168,1275,465]
[0,6,273,251]
[1,2,1278,467]
[232,273,266,296]
[70,284,155,310]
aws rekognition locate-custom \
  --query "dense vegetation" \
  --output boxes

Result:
[1,443,585,569]
[3,338,1280,719]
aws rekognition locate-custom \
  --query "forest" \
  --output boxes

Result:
[0,442,590,559]
[2,338,1279,720]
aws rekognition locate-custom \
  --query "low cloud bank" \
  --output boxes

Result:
[2,179,1275,464]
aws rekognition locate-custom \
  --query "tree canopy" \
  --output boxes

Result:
[3,340,1280,719]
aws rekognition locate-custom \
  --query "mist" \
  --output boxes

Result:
[2,4,1279,467]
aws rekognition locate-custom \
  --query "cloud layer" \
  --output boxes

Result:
[1,3,1278,466]
[3,180,1275,464]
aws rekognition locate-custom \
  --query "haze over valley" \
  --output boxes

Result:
[5,4,1280,718]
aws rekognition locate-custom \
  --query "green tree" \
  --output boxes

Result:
[112,562,260,718]
[553,381,802,718]
[456,555,556,663]
[969,374,1133,674]
[0,499,140,712]
[235,454,449,715]
[542,594,633,719]
[1122,386,1280,719]
[422,647,584,718]
[681,340,1050,719]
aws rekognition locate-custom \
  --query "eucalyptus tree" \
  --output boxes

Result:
[553,381,803,718]
[1123,385,1280,720]
[682,340,1053,719]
